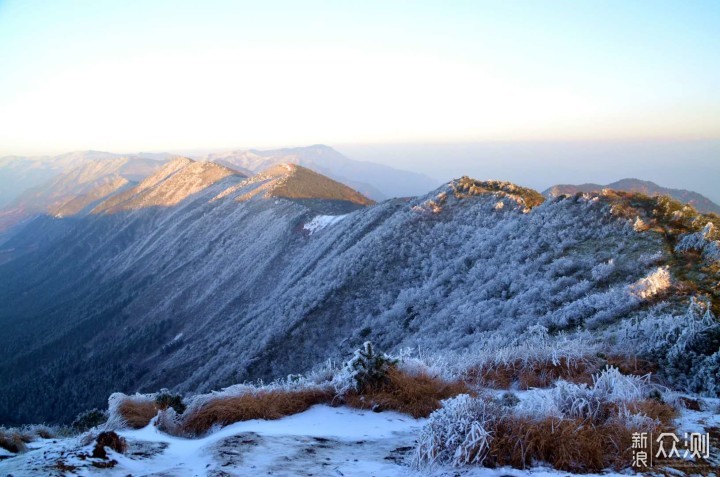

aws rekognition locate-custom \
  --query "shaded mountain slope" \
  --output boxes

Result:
[544,178,720,214]
[3,168,714,425]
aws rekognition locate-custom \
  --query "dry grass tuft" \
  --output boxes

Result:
[678,396,702,411]
[0,430,28,453]
[182,388,333,436]
[92,431,127,459]
[487,416,647,472]
[605,355,658,377]
[33,426,54,439]
[345,367,470,418]
[626,399,678,426]
[118,399,158,429]
[467,357,599,390]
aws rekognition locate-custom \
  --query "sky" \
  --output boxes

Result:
[1,0,719,156]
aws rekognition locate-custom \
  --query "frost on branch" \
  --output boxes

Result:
[629,266,671,300]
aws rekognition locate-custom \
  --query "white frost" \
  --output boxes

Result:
[628,266,671,299]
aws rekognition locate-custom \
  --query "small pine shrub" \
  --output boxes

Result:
[155,390,186,414]
[345,341,398,391]
[72,409,108,432]
[499,392,520,408]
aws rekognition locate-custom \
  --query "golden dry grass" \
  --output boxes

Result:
[487,410,677,473]
[626,399,678,426]
[605,355,658,377]
[181,388,334,436]
[117,399,158,429]
[344,367,470,418]
[467,357,599,390]
[487,416,647,472]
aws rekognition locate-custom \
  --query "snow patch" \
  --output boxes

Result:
[303,214,348,235]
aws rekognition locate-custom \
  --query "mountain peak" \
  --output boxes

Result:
[255,163,374,205]
[213,163,374,214]
[93,157,241,214]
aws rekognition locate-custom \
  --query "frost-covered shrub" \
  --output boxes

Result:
[155,407,183,436]
[689,350,720,397]
[413,394,500,468]
[590,259,615,281]
[551,367,652,421]
[72,408,108,432]
[615,299,720,396]
[628,266,671,300]
[675,222,720,262]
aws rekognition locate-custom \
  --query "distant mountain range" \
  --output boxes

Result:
[0,145,436,208]
[544,178,720,214]
[0,156,166,237]
[0,145,436,238]
[200,144,438,200]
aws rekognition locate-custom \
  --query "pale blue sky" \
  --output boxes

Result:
[0,0,719,154]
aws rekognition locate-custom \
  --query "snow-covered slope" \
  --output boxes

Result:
[3,171,718,427]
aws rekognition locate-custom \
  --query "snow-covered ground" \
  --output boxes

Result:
[303,214,348,234]
[1,403,717,476]
[0,406,422,476]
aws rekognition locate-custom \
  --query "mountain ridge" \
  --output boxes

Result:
[200,145,438,200]
[544,178,720,214]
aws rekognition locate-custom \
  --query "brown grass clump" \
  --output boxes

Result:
[345,367,470,418]
[678,396,702,411]
[626,399,678,426]
[0,430,28,453]
[118,399,158,429]
[182,388,333,436]
[605,355,658,377]
[467,357,599,390]
[33,426,54,439]
[92,431,127,459]
[487,416,646,472]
